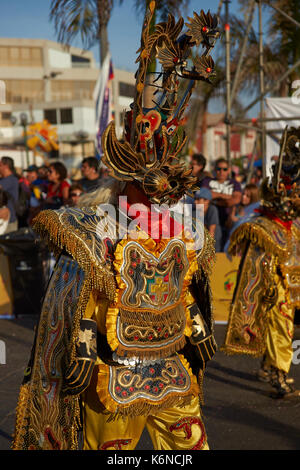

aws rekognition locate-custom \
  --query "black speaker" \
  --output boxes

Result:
[0,228,49,316]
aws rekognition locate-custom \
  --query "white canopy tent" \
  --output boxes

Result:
[265,97,300,177]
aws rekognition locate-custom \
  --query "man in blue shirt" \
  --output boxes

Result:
[0,156,19,233]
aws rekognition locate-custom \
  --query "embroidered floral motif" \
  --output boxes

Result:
[109,357,191,404]
[169,416,206,450]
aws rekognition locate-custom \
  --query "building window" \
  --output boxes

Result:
[71,54,90,68]
[51,80,95,101]
[44,109,57,124]
[0,112,12,127]
[60,108,73,124]
[5,79,44,103]
[119,82,135,98]
[0,46,43,67]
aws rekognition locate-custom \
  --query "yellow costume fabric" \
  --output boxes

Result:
[78,226,216,450]
[82,363,208,451]
[264,275,295,374]
[223,216,300,377]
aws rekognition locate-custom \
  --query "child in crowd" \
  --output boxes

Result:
[227,183,260,229]
[194,187,222,252]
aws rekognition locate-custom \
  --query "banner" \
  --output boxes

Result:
[265,97,300,177]
[93,53,114,158]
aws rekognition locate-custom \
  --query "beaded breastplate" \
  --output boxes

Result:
[106,231,198,360]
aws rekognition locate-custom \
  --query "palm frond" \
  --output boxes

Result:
[50,0,98,48]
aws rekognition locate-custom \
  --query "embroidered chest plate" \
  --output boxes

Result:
[119,239,189,310]
[111,238,193,359]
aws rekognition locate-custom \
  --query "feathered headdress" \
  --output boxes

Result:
[261,126,300,220]
[102,1,220,205]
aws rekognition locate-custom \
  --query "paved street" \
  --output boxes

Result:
[0,317,299,451]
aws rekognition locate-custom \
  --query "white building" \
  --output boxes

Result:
[0,38,135,170]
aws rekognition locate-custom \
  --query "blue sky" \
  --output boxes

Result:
[0,0,244,69]
[0,0,264,116]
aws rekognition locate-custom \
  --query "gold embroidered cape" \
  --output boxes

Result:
[222,216,300,357]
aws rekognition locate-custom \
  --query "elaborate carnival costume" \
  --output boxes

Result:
[223,127,300,398]
[13,3,220,450]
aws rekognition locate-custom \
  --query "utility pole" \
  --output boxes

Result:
[258,0,266,178]
[224,0,231,164]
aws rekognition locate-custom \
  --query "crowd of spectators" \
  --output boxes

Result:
[0,155,109,235]
[0,151,264,250]
[189,153,263,252]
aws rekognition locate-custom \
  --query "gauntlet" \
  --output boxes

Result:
[63,318,97,395]
[188,303,217,369]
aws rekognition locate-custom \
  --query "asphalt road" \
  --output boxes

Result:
[0,317,299,451]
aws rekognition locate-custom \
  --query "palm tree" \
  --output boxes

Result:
[50,0,117,66]
[237,0,300,96]
[50,0,191,67]
[133,0,190,19]
[268,0,300,92]
[228,13,288,98]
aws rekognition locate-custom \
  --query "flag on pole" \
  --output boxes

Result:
[93,53,114,159]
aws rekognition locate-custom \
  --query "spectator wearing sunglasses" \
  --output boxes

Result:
[202,158,242,250]
[68,183,84,207]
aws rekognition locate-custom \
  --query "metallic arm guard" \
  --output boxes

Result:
[63,318,97,395]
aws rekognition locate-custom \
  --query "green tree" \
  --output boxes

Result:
[50,0,190,66]
[268,0,300,92]
[238,0,300,96]
[50,0,117,66]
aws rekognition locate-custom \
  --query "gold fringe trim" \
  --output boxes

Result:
[119,304,183,320]
[33,209,116,301]
[195,228,216,280]
[116,334,187,360]
[96,354,200,419]
[105,394,198,421]
[112,300,188,359]
[197,369,205,406]
[220,343,265,358]
[12,383,31,450]
[228,221,289,262]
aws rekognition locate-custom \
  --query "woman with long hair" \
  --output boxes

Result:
[45,161,70,209]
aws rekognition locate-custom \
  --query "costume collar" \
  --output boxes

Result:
[119,198,183,241]
[255,207,293,231]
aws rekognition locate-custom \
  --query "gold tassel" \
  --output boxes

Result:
[12,383,31,450]
[106,392,199,421]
